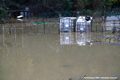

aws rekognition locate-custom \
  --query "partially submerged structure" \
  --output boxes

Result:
[59,17,76,32]
[105,15,120,31]
[76,16,92,32]
[59,16,92,32]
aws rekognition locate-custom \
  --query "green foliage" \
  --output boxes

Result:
[0,0,119,17]
[0,8,7,22]
[105,0,113,6]
[0,7,7,19]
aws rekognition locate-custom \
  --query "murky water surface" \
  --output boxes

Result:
[0,32,120,80]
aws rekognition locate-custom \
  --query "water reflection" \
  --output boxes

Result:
[76,32,93,46]
[0,31,24,48]
[0,31,120,80]
[0,31,120,48]
[60,32,74,45]
[60,32,92,46]
[60,32,120,46]
[95,34,120,46]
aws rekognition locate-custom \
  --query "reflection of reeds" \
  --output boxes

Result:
[0,18,59,47]
[0,18,59,34]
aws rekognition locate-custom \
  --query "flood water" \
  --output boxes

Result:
[0,32,120,80]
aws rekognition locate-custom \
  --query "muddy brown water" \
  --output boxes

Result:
[0,32,120,80]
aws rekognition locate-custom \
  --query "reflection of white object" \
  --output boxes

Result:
[76,33,92,46]
[60,33,74,45]
[17,19,23,21]
[84,77,118,80]
[77,42,86,46]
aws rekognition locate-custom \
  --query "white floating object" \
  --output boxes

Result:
[17,15,23,19]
